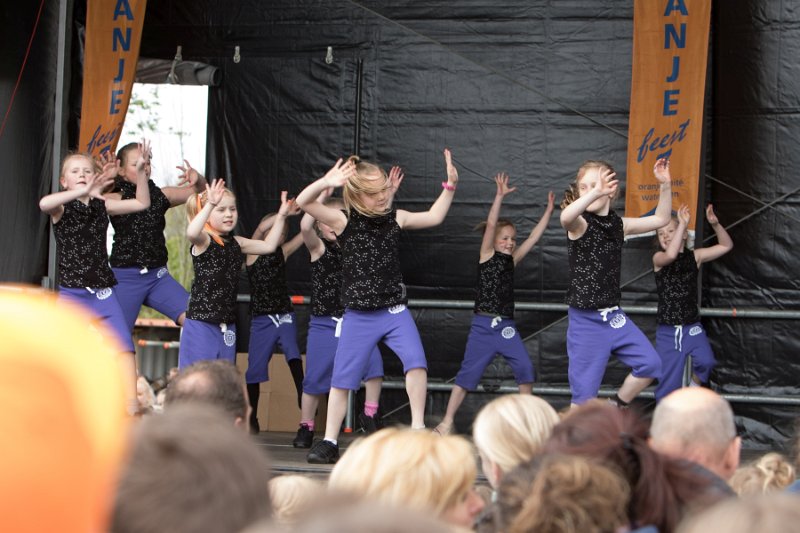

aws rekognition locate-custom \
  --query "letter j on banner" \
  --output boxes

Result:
[625,0,711,234]
[78,0,148,158]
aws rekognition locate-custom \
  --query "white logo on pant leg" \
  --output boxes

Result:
[388,304,406,314]
[501,326,516,339]
[609,314,627,329]
[96,288,113,300]
[223,330,236,347]
[491,316,502,328]
[157,267,168,278]
[278,313,293,325]
[689,325,702,336]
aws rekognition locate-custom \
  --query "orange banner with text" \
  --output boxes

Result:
[624,0,711,233]
[78,0,147,157]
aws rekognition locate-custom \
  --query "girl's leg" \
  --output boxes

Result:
[323,387,349,442]
[364,376,382,405]
[617,374,654,403]
[436,385,467,435]
[300,392,320,422]
[405,368,427,429]
[518,383,533,395]
[611,311,662,404]
[654,324,686,401]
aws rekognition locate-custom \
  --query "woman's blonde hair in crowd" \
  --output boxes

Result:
[473,394,560,477]
[268,475,323,525]
[328,427,477,519]
[186,185,236,245]
[342,155,391,217]
[560,160,616,209]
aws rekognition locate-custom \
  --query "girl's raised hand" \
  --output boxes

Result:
[206,179,226,206]
[546,190,556,209]
[677,204,691,225]
[323,158,355,188]
[278,190,297,216]
[653,158,671,184]
[177,159,200,187]
[316,186,334,204]
[444,148,459,185]
[593,168,618,197]
[389,166,404,193]
[95,150,118,182]
[706,204,719,225]
[86,173,109,200]
[494,172,516,197]
[135,138,152,173]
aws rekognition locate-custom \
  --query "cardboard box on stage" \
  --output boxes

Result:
[236,353,326,433]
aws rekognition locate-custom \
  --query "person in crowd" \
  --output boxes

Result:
[165,359,250,430]
[649,387,741,482]
[0,290,130,533]
[328,427,485,529]
[729,452,796,496]
[110,403,272,533]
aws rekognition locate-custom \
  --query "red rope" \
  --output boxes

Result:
[0,0,47,141]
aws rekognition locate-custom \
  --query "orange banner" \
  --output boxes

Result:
[78,0,147,157]
[625,0,711,232]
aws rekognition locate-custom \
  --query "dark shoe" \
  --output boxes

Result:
[307,439,339,464]
[358,412,383,434]
[293,423,314,448]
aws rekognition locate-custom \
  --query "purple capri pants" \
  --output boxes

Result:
[455,314,534,390]
[304,315,384,395]
[112,266,189,332]
[58,286,135,352]
[567,306,661,404]
[245,313,301,383]
[331,305,426,391]
[179,319,237,368]
[654,322,716,401]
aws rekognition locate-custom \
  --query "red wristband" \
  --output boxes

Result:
[441,181,456,191]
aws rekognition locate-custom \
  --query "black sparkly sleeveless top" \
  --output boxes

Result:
[186,236,242,323]
[54,199,116,288]
[311,241,344,317]
[474,252,515,318]
[109,179,171,268]
[566,211,623,309]
[655,249,699,325]
[339,208,406,310]
[248,249,292,316]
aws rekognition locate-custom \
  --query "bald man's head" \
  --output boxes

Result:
[650,388,740,480]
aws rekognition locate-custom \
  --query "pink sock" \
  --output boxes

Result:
[301,419,315,431]
[364,401,379,418]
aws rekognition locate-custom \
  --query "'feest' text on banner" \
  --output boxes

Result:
[625,0,711,233]
[78,0,147,157]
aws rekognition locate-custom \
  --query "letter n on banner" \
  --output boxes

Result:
[78,0,148,158]
[624,0,711,235]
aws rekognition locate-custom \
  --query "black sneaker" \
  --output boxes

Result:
[358,412,383,434]
[307,439,339,464]
[292,423,314,448]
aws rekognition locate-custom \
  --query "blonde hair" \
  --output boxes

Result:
[474,218,515,234]
[342,155,391,217]
[269,475,323,525]
[328,427,477,518]
[729,452,796,496]
[560,160,615,209]
[473,394,559,476]
[186,186,236,244]
[677,494,800,533]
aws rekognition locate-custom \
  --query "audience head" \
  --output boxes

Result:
[329,427,485,528]
[111,403,271,533]
[495,454,630,533]
[677,494,800,533]
[269,475,323,526]
[0,289,130,533]
[729,452,795,496]
[136,376,156,413]
[165,359,250,429]
[650,387,740,480]
[472,394,560,488]
[544,401,730,533]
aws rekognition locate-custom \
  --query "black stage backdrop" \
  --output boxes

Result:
[5,1,799,448]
